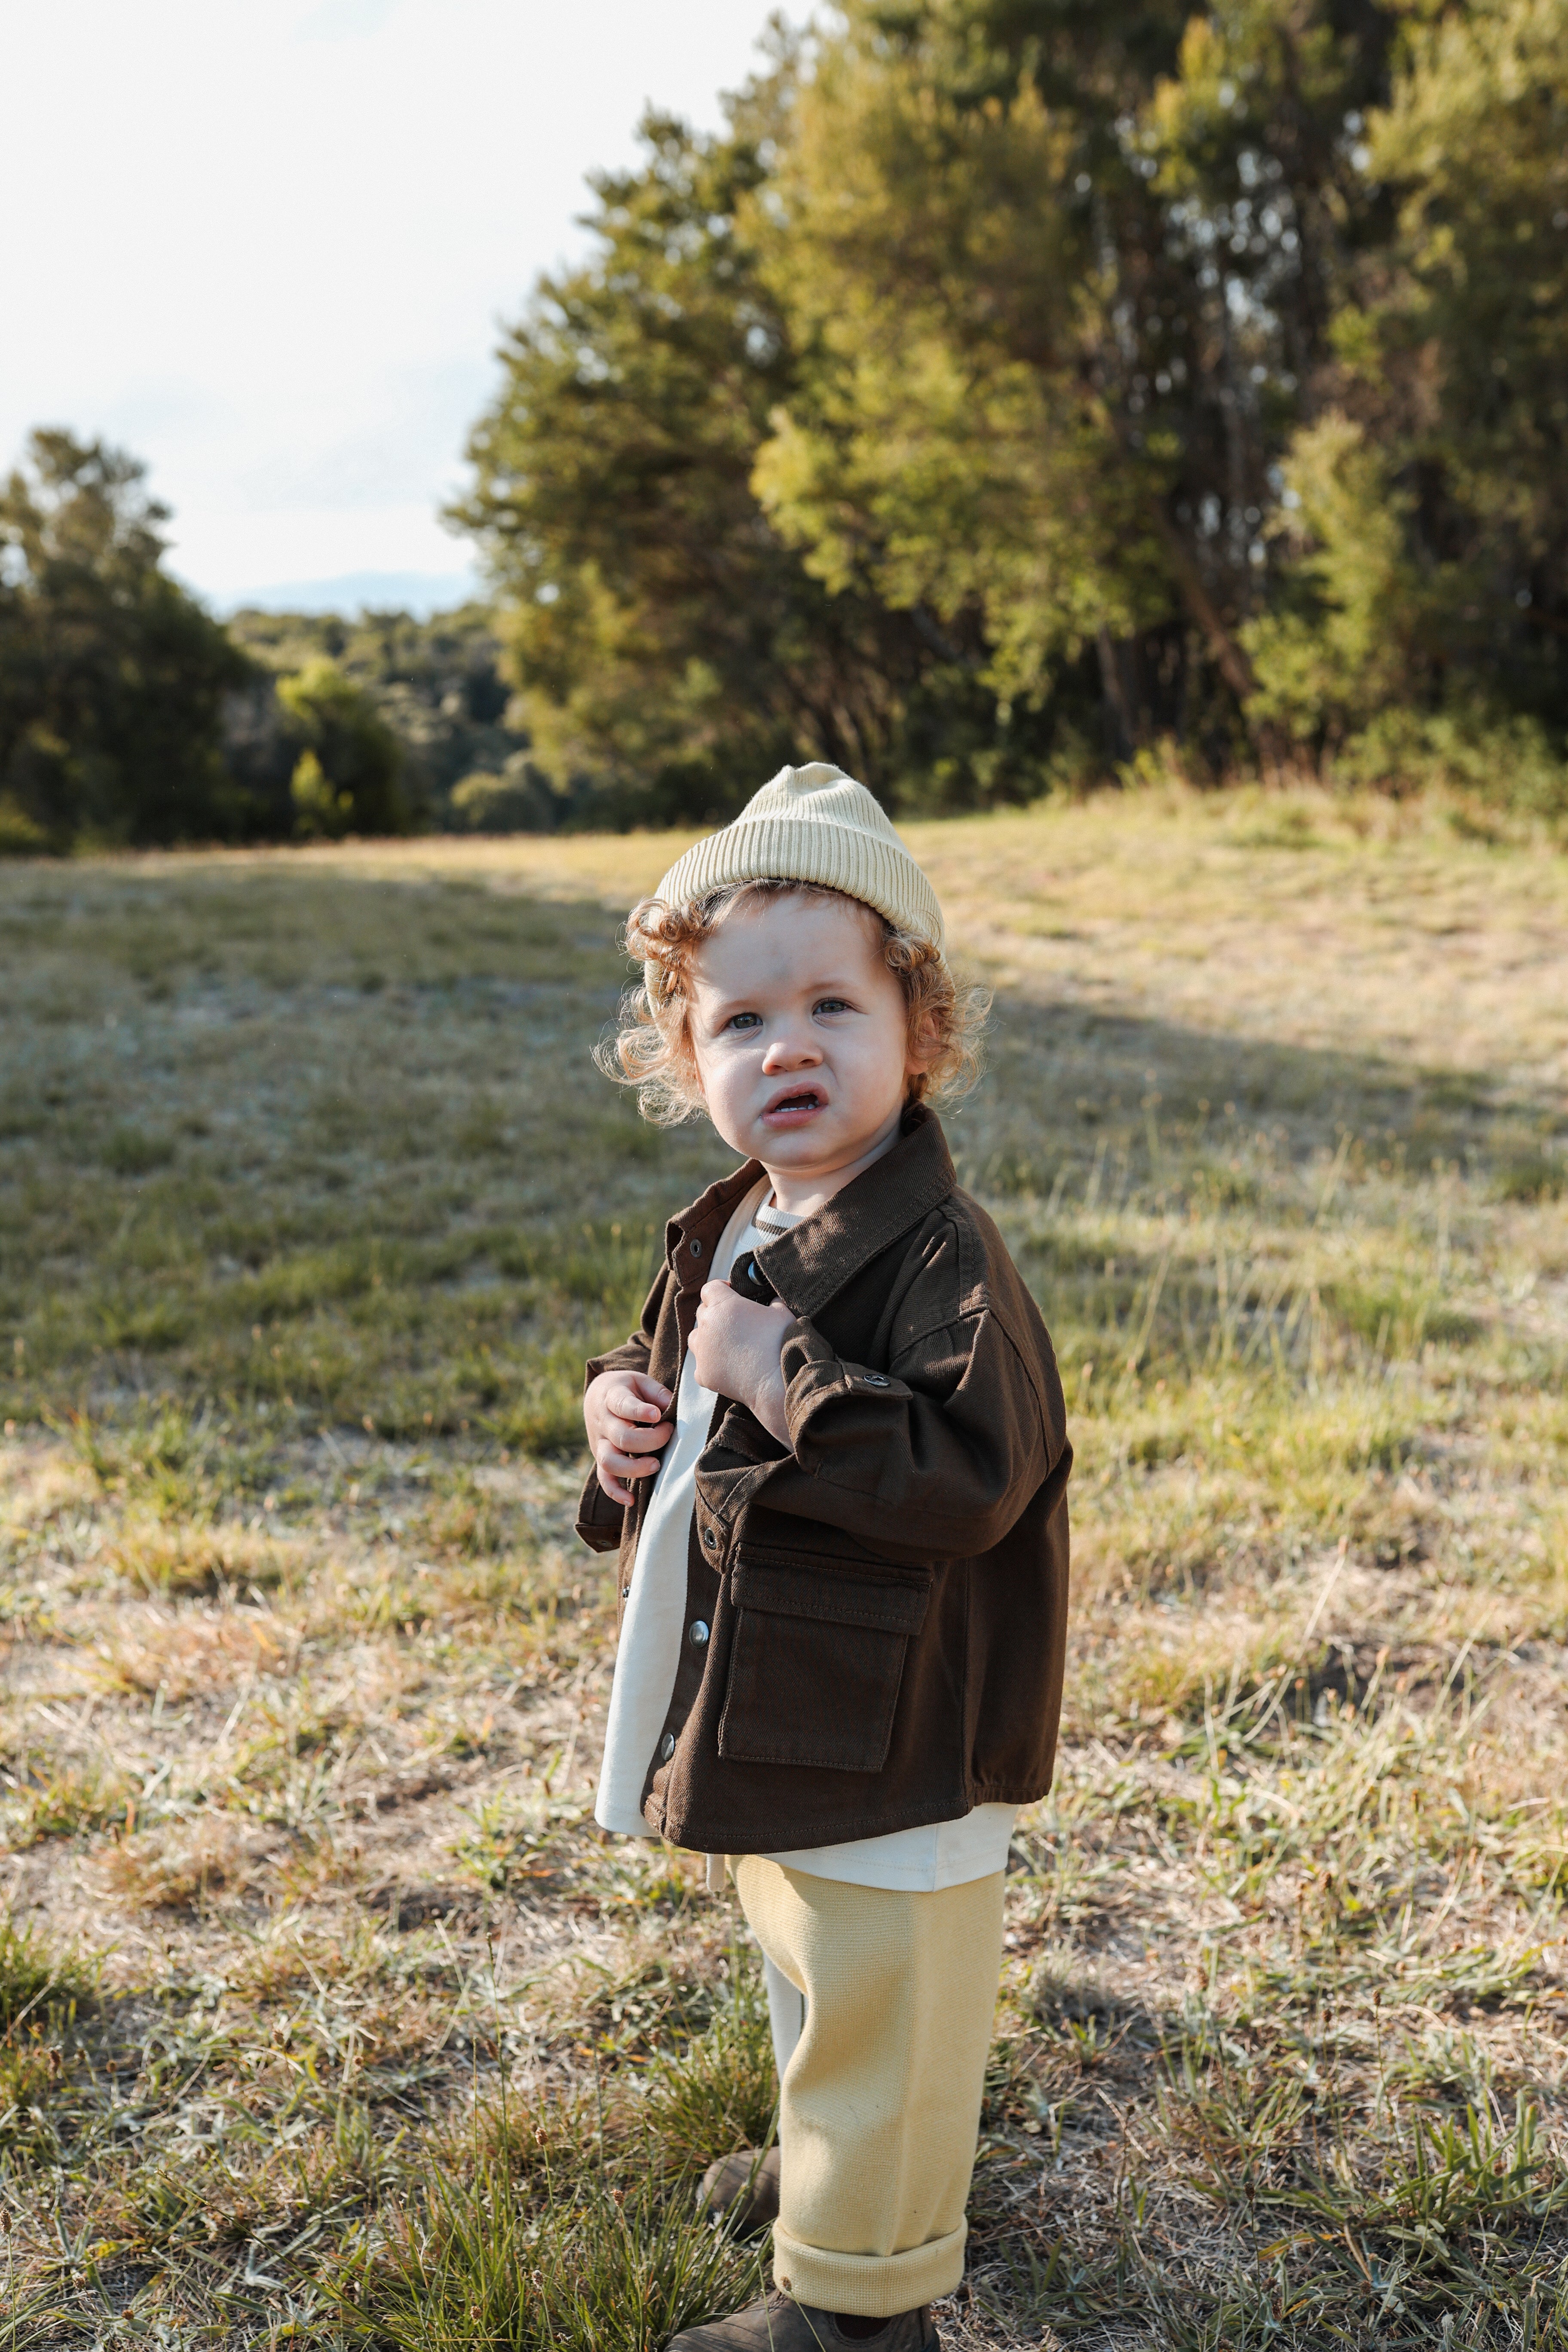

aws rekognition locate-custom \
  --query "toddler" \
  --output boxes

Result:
[578,765,1070,2352]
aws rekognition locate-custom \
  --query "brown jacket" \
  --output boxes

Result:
[576,1108,1071,1855]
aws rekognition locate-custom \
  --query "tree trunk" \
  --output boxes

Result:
[1096,626,1135,767]
[1143,503,1287,776]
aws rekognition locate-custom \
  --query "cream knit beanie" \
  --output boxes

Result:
[648,765,944,985]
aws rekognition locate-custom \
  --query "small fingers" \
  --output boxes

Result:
[598,1443,662,1484]
[606,1413,672,1455]
[610,1383,669,1426]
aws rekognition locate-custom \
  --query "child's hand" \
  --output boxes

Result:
[692,1283,793,1445]
[584,1369,674,1506]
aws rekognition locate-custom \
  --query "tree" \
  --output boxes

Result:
[1366,0,1568,661]
[1234,0,1568,801]
[276,658,411,839]
[228,603,527,822]
[0,430,252,847]
[750,0,1403,766]
[450,67,1014,816]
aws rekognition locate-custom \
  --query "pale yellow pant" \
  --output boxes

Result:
[732,1856,1006,2318]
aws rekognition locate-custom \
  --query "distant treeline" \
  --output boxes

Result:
[0,432,557,852]
[4,0,1567,848]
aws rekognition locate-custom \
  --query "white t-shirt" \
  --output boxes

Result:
[593,1183,1015,1891]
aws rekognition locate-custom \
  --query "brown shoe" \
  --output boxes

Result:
[667,2290,938,2352]
[698,2146,782,2231]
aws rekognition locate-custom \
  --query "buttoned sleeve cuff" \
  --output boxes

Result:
[779,1319,913,1447]
[575,1456,629,1553]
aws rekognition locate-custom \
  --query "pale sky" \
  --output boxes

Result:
[2,0,793,613]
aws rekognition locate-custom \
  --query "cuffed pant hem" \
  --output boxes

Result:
[772,2221,967,2317]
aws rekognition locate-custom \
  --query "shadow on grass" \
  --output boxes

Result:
[973,987,1563,1191]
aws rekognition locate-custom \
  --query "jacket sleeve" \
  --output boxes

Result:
[758,1301,1058,1565]
[574,1263,669,1554]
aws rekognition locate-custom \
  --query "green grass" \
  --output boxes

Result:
[332,2152,768,2352]
[0,795,1565,2345]
[0,1916,93,2030]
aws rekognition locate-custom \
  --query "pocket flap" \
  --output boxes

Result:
[729,1554,930,1636]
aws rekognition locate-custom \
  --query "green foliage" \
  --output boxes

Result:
[1238,0,1568,808]
[277,658,410,839]
[228,602,533,825]
[1363,0,1568,642]
[751,14,1165,699]
[0,430,253,848]
[451,88,1041,817]
[449,755,561,833]
[0,492,543,848]
[747,0,1400,768]
[289,746,352,837]
[1242,413,1420,744]
[459,0,1568,811]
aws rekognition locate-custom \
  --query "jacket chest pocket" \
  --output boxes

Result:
[718,1552,931,1774]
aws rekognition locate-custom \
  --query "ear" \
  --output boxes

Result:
[905,1009,941,1080]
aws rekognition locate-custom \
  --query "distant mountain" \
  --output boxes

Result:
[218,569,480,620]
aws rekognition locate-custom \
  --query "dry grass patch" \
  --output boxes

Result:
[91,1600,300,1702]
[103,1514,308,1599]
[98,1813,278,1913]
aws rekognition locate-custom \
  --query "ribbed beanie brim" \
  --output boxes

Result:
[646,764,944,992]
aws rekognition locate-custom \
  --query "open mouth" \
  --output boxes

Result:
[762,1085,825,1120]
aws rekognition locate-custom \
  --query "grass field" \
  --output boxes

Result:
[1,786,1566,2349]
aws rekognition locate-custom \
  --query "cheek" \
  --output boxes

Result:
[689,1030,730,1100]
[691,1041,755,1135]
[692,1045,732,1106]
[859,998,917,1085]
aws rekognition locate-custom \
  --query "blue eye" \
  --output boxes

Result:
[725,1011,762,1033]
[814,997,852,1016]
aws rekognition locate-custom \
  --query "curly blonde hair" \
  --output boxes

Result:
[596,879,990,1127]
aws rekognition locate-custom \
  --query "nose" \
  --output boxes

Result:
[760,1027,822,1072]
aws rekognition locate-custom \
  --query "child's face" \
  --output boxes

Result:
[687,891,921,1196]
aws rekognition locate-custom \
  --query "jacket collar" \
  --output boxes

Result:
[665,1107,958,1318]
[665,1159,770,1295]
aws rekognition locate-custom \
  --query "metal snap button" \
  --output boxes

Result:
[689,1237,703,1258]
[621,1584,631,1599]
[865,1372,890,1386]
[689,1620,709,1647]
[660,1732,676,1761]
[702,1527,717,1550]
